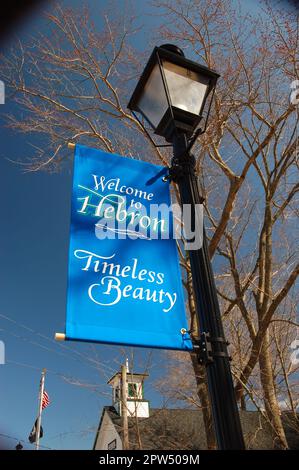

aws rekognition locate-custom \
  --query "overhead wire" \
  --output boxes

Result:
[0,312,115,376]
[0,432,54,450]
[6,359,107,393]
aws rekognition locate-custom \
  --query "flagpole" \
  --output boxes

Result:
[36,368,46,451]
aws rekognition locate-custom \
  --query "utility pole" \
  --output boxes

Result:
[36,368,46,451]
[121,364,129,450]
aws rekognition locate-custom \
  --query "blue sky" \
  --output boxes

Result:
[0,0,296,451]
[0,0,171,450]
[0,120,168,450]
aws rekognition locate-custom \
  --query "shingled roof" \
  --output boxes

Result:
[94,406,299,450]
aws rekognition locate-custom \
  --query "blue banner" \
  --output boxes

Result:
[65,144,192,350]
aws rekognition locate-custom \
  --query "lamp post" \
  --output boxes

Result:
[128,44,245,450]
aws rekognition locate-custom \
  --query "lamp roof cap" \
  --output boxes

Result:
[159,44,185,57]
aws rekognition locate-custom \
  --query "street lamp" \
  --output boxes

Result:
[128,45,245,450]
[128,44,218,142]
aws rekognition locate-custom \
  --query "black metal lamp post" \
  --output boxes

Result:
[128,44,245,450]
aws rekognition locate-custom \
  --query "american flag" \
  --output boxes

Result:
[42,390,50,410]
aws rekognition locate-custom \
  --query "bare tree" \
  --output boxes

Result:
[154,0,299,448]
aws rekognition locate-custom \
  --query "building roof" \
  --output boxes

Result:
[107,372,149,385]
[94,406,299,450]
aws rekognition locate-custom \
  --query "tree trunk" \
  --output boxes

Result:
[240,391,247,411]
[259,330,288,449]
[190,353,217,450]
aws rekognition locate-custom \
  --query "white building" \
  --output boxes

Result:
[93,367,149,450]
[93,365,298,450]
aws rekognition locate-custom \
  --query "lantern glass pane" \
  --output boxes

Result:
[137,63,169,128]
[163,61,209,115]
